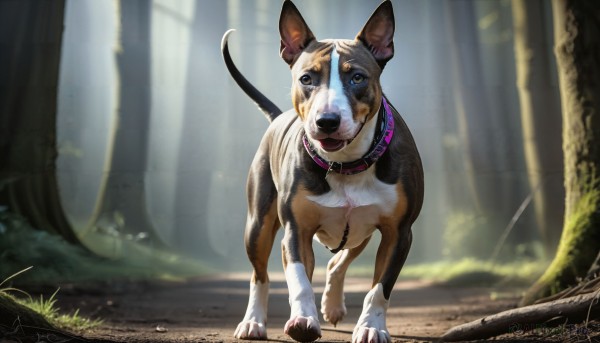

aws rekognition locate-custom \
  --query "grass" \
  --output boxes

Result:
[15,288,102,330]
[346,257,548,287]
[0,208,211,285]
[400,258,547,286]
[0,207,210,332]
[0,267,101,331]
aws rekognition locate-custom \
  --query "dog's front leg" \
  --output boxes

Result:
[352,225,413,343]
[281,219,321,342]
[234,158,280,341]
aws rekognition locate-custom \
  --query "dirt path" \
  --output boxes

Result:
[54,273,525,343]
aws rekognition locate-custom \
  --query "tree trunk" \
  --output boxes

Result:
[90,0,164,246]
[512,0,564,255]
[521,0,600,305]
[0,0,79,244]
[172,0,229,257]
[444,0,522,258]
[446,0,501,215]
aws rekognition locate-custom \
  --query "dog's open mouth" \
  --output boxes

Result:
[318,138,345,152]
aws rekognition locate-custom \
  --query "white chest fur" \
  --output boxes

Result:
[308,167,398,249]
[308,167,397,210]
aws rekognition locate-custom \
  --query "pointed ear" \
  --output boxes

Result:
[279,0,315,65]
[356,0,395,68]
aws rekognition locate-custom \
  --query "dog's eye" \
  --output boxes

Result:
[300,74,312,85]
[351,73,365,85]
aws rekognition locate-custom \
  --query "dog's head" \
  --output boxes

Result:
[279,0,394,162]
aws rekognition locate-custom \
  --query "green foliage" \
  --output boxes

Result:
[0,292,54,334]
[1,268,100,333]
[14,289,102,330]
[25,290,59,320]
[0,207,210,285]
[443,212,493,260]
[399,258,547,287]
[442,211,543,262]
[344,258,546,287]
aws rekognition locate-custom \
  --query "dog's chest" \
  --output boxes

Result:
[307,168,398,249]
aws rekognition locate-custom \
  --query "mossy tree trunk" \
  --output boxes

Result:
[521,0,600,306]
[0,0,80,244]
[512,0,564,256]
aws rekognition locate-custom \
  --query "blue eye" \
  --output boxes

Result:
[300,74,312,85]
[351,73,365,84]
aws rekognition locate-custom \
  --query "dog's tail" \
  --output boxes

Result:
[221,29,283,122]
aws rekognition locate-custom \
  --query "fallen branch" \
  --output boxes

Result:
[441,291,600,341]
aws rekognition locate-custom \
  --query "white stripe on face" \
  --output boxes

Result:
[327,48,346,114]
[305,44,353,140]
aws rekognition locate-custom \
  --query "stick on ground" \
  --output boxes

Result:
[441,291,600,341]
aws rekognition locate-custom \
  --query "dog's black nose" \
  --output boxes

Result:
[316,113,341,134]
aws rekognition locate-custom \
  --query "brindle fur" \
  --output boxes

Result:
[224,1,424,341]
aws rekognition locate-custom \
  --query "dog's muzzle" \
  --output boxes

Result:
[314,112,345,152]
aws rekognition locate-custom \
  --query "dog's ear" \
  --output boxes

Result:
[356,0,395,69]
[279,0,315,66]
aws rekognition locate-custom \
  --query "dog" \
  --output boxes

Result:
[221,1,423,342]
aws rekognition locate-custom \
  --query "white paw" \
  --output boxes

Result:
[234,320,267,340]
[284,315,321,342]
[321,296,346,326]
[352,326,391,343]
[285,263,321,342]
[353,284,390,343]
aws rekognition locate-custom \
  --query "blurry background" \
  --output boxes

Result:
[2,0,564,280]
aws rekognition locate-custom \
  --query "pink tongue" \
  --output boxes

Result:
[319,138,344,152]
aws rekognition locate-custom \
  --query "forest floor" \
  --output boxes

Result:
[31,273,599,343]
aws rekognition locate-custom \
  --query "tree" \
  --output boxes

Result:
[444,0,525,258]
[446,0,501,217]
[512,0,564,255]
[0,0,80,244]
[172,0,229,258]
[90,0,164,246]
[521,0,600,305]
[0,1,91,340]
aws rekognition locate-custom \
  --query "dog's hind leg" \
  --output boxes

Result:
[234,161,280,340]
[321,237,371,326]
